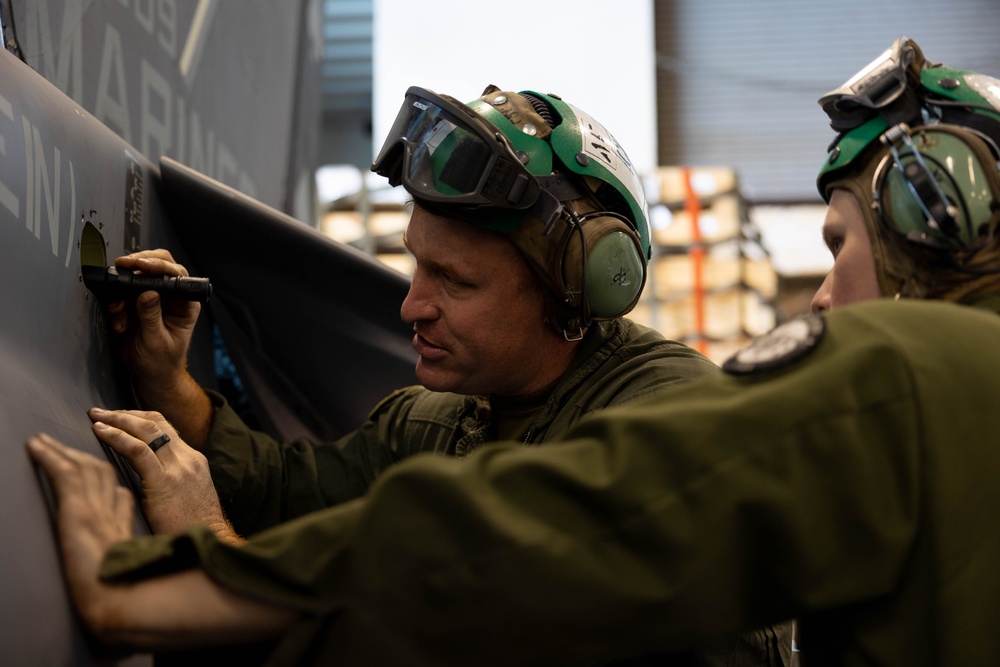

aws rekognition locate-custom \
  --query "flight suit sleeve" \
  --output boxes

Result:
[202,386,428,535]
[597,339,721,409]
[102,312,925,666]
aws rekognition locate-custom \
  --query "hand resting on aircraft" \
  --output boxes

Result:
[25,432,294,649]
[87,407,243,546]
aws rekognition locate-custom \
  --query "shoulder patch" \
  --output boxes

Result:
[723,314,827,375]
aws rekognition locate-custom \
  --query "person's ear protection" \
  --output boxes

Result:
[558,209,646,322]
[470,87,650,334]
[873,123,1000,252]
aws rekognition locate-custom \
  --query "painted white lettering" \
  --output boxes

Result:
[122,0,178,59]
[24,0,84,103]
[216,142,238,188]
[158,0,178,59]
[134,0,155,35]
[172,95,257,195]
[95,25,133,142]
[175,95,186,164]
[140,59,172,158]
[64,161,77,268]
[0,93,19,220]
[238,172,258,199]
[31,126,62,257]
[22,118,34,236]
[185,107,214,176]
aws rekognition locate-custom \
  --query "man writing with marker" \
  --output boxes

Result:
[32,41,1000,663]
[35,85,794,663]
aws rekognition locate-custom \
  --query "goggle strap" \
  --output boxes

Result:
[534,189,564,235]
[537,173,589,202]
[534,174,589,234]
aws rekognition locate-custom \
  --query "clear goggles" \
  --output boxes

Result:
[819,36,916,131]
[371,86,541,211]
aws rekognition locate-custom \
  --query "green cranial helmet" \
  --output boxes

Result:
[816,37,1000,269]
[467,87,651,253]
[372,85,652,333]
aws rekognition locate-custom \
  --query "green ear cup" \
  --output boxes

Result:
[584,229,645,318]
[876,126,1000,248]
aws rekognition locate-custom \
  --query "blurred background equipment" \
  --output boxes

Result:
[633,167,777,362]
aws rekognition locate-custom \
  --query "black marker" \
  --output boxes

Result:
[82,265,212,303]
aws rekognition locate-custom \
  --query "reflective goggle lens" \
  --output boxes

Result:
[403,111,494,197]
[372,87,537,212]
[373,89,498,200]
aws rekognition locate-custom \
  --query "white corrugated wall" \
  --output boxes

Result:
[654,0,1000,202]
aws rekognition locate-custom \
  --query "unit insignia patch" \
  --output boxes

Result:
[723,314,827,375]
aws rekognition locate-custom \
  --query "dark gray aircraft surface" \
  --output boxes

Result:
[1,1,416,663]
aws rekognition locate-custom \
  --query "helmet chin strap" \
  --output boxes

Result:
[560,206,590,342]
[562,321,586,342]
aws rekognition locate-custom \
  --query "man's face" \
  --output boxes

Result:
[400,205,573,396]
[811,189,883,312]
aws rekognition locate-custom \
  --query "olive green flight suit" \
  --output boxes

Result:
[136,300,1000,664]
[203,318,718,535]
[196,317,789,664]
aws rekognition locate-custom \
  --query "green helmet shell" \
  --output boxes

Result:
[817,116,888,202]
[469,91,652,260]
[817,66,1000,202]
[466,98,553,178]
[923,66,1000,112]
[541,92,651,259]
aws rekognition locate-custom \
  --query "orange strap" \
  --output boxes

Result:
[682,167,707,354]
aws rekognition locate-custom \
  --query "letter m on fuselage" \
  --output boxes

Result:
[23,0,84,104]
